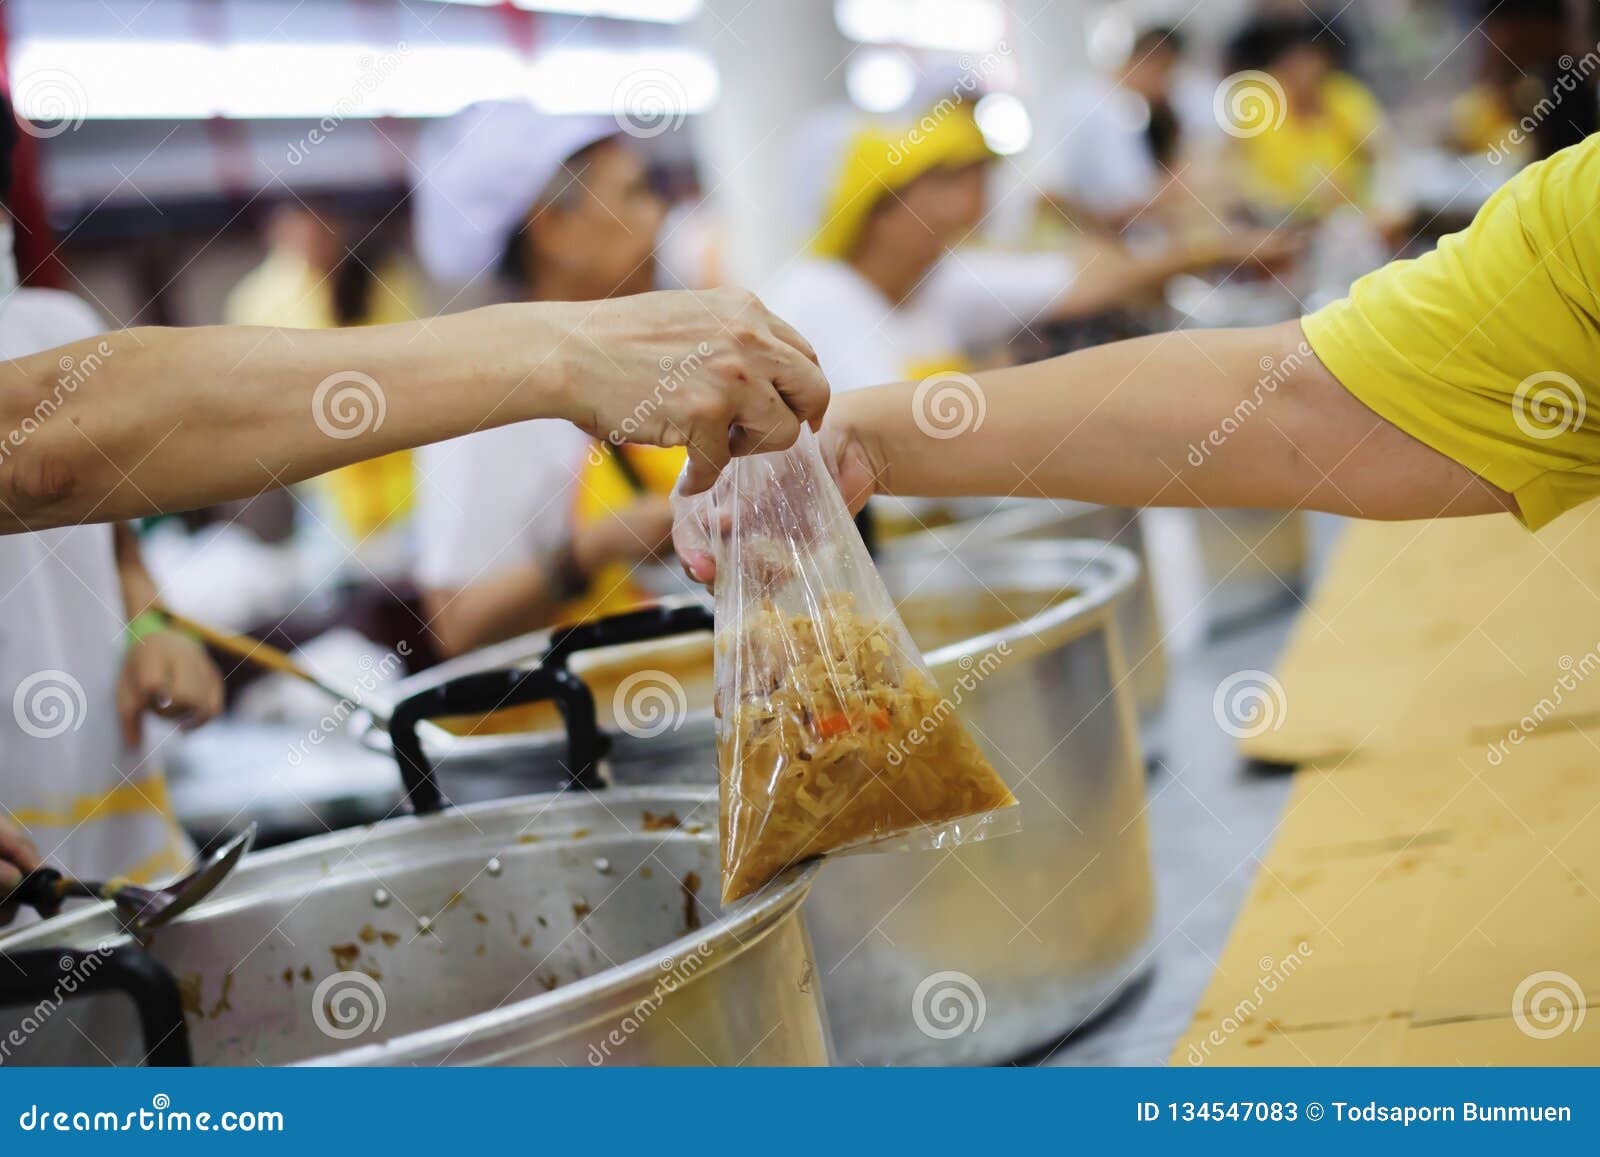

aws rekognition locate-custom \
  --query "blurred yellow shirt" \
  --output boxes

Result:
[223,252,422,538]
[566,443,685,622]
[1237,72,1382,217]
[1301,134,1600,530]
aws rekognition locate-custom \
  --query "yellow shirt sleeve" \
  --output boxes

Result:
[1301,134,1600,530]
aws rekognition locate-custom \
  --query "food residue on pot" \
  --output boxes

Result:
[641,811,680,832]
[571,900,591,920]
[330,943,361,971]
[208,970,235,1019]
[682,871,702,932]
[178,973,203,1017]
[570,828,591,840]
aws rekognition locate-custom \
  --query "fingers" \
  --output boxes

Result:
[764,315,820,367]
[680,419,732,496]
[759,343,829,432]
[729,293,829,433]
[0,820,41,875]
[728,381,802,459]
[116,662,144,748]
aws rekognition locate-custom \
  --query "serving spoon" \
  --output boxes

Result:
[4,823,255,934]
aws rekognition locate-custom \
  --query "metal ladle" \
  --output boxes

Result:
[4,823,255,933]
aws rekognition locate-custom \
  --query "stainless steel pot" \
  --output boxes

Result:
[881,498,1166,747]
[369,539,1155,1065]
[1192,508,1308,633]
[0,787,828,1067]
[812,539,1153,1064]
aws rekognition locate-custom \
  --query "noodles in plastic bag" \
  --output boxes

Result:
[674,428,1018,902]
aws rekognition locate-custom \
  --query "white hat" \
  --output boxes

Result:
[412,101,620,285]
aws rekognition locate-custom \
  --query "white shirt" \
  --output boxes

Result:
[761,249,1074,393]
[1041,75,1217,219]
[413,420,591,589]
[0,286,190,908]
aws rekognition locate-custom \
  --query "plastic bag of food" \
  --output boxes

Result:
[674,428,1018,902]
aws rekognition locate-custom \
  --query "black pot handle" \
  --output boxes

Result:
[389,665,608,815]
[0,946,192,1066]
[543,602,713,671]
[5,868,67,919]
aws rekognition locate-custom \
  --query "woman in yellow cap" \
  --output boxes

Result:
[409,102,694,658]
[763,104,1294,399]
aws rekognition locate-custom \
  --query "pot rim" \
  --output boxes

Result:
[380,537,1141,767]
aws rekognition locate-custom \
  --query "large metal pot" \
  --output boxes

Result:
[0,787,828,1066]
[371,539,1155,1065]
[1192,508,1308,634]
[881,498,1165,746]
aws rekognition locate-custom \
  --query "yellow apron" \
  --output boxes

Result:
[562,443,686,623]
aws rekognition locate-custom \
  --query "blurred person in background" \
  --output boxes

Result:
[1038,25,1223,237]
[765,104,1294,397]
[1221,13,1394,224]
[224,201,423,557]
[410,102,683,658]
[0,94,223,927]
[1449,0,1597,168]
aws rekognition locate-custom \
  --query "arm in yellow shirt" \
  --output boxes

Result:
[676,139,1600,583]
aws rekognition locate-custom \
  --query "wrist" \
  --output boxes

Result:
[831,386,899,496]
[506,301,584,425]
[124,609,170,649]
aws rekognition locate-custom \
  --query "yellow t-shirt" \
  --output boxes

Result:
[565,443,686,623]
[1237,72,1382,217]
[1301,134,1600,531]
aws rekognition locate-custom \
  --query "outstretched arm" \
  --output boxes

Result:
[0,289,826,534]
[825,319,1513,519]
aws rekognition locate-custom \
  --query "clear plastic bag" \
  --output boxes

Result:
[674,428,1019,903]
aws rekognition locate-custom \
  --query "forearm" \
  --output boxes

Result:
[0,305,571,533]
[112,522,159,619]
[1050,244,1205,320]
[842,319,1513,520]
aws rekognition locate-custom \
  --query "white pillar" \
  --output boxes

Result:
[691,0,852,288]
